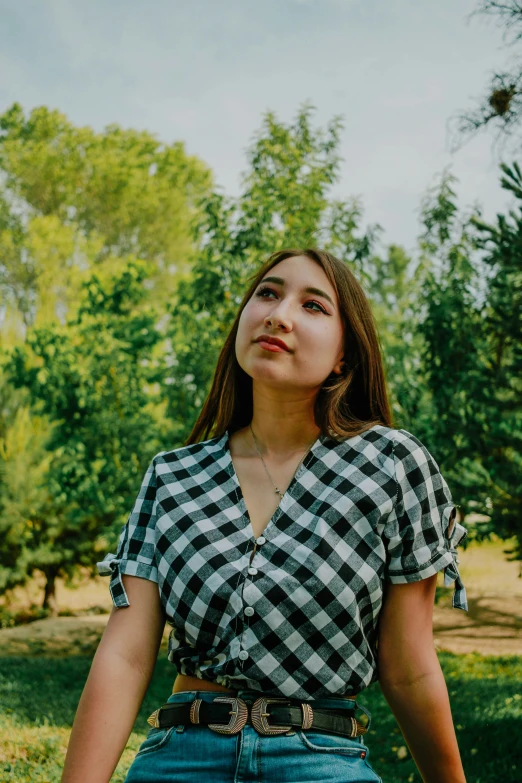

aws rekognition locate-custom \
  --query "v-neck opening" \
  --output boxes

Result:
[223,428,326,541]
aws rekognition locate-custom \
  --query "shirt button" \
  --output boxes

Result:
[239,650,249,660]
[256,536,266,545]
[244,606,254,616]
[248,567,258,575]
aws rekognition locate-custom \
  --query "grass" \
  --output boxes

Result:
[0,655,164,783]
[363,653,522,782]
[1,652,521,782]
[1,538,521,781]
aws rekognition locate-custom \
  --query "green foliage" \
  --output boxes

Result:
[0,102,213,604]
[413,166,522,557]
[0,102,212,263]
[0,405,51,592]
[0,102,213,334]
[2,259,168,603]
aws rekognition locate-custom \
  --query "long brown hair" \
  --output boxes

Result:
[185,247,395,445]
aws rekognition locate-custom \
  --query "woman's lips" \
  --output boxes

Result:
[257,340,287,352]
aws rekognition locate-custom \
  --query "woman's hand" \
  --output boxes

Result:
[61,575,166,783]
[377,575,467,783]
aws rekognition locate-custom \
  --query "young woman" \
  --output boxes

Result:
[62,248,468,783]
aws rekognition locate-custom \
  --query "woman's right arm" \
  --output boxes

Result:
[61,575,166,783]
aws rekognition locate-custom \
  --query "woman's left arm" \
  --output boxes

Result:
[377,574,467,783]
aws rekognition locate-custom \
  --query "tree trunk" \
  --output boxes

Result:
[43,569,59,615]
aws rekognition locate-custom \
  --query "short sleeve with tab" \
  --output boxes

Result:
[97,453,163,607]
[383,429,468,610]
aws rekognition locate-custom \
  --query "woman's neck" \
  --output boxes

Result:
[245,418,321,459]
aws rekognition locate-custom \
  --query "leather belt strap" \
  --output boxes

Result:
[148,696,368,738]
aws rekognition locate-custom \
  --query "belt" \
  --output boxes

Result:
[147,695,368,738]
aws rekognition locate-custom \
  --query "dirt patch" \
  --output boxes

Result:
[0,615,111,657]
[434,592,522,655]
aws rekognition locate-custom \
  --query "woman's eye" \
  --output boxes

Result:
[255,287,327,313]
[255,286,276,298]
[306,300,327,313]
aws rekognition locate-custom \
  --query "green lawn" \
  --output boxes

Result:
[1,652,521,782]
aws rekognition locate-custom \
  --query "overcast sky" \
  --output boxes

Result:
[0,0,518,256]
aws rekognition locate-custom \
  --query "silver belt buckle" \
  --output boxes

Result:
[205,696,249,735]
[251,697,299,735]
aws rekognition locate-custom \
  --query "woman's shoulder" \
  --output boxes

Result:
[335,424,432,454]
[326,424,439,481]
[387,427,444,471]
[153,432,226,472]
[330,423,400,453]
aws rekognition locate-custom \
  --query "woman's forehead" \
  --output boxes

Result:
[262,256,337,299]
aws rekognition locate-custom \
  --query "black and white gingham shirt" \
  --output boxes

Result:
[97,425,468,700]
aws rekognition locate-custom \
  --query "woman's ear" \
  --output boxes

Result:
[332,358,345,376]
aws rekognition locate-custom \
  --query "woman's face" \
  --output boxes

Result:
[235,255,345,394]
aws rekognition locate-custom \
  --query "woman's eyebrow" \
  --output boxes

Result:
[259,276,335,308]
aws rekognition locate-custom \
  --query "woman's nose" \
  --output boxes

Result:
[265,314,290,329]
[265,301,292,323]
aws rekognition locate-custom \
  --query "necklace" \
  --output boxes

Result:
[248,423,318,499]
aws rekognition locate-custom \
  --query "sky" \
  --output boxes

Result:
[0,0,518,257]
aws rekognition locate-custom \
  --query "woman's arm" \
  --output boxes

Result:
[377,574,466,783]
[61,575,166,783]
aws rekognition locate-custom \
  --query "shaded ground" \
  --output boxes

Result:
[433,537,522,656]
[433,592,521,655]
[1,538,521,658]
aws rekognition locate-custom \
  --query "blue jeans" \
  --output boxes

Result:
[124,688,382,782]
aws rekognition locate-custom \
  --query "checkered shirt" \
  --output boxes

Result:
[97,425,468,700]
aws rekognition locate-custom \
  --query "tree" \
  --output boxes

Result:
[0,402,51,595]
[468,162,522,556]
[448,1,522,157]
[0,102,213,326]
[415,166,522,559]
[2,259,168,608]
[0,103,212,607]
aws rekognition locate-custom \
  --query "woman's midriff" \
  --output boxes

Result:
[172,673,235,694]
[172,673,360,701]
